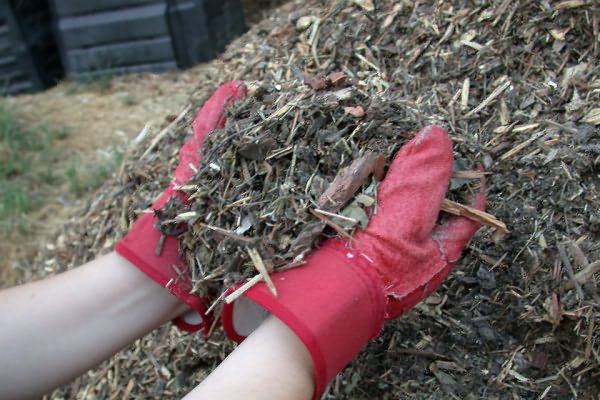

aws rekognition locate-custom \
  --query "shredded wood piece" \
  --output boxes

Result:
[205,289,228,314]
[558,242,585,303]
[246,247,277,296]
[565,260,600,290]
[313,208,359,223]
[198,223,254,243]
[452,170,489,179]
[441,198,509,233]
[224,274,263,304]
[463,80,511,118]
[317,152,384,211]
[309,209,354,241]
[499,130,545,160]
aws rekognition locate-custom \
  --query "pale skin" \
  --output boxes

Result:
[0,252,314,400]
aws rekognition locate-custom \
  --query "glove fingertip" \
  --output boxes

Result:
[192,80,247,140]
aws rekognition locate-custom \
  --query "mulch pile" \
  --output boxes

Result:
[19,0,599,398]
[158,78,489,304]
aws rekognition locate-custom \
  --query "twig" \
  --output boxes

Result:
[543,119,578,134]
[441,198,509,233]
[246,247,277,296]
[198,223,254,243]
[396,349,452,360]
[558,368,578,399]
[308,18,321,68]
[463,80,511,118]
[313,208,359,224]
[310,209,354,241]
[452,170,490,179]
[557,242,585,304]
[585,313,595,359]
[265,145,294,160]
[155,234,166,256]
[461,78,470,110]
[205,289,228,314]
[225,275,263,304]
[499,130,545,161]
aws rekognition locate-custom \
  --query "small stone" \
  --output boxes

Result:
[476,265,497,290]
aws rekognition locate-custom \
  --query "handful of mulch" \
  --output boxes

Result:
[157,77,506,305]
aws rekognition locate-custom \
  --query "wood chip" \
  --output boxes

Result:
[246,247,277,296]
[463,80,511,118]
[441,198,509,233]
[317,152,384,211]
[224,274,263,304]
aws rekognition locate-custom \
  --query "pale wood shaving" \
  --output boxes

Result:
[441,198,509,233]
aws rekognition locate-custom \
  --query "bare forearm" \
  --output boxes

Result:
[185,315,314,400]
[0,252,187,399]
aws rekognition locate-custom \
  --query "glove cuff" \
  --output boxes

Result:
[222,239,386,397]
[115,213,210,333]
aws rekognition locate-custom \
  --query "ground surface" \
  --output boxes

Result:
[0,72,193,284]
[3,0,599,399]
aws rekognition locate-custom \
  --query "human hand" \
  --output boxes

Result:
[116,81,247,333]
[222,126,485,395]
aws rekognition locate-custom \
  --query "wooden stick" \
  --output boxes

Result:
[441,198,509,233]
[246,247,277,296]
[205,289,228,314]
[225,275,263,304]
[310,209,354,241]
[198,223,254,243]
[452,170,490,179]
[313,208,359,224]
[463,80,511,118]
[499,130,545,161]
[558,242,585,304]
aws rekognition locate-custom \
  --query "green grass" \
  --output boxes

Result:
[121,94,137,106]
[65,64,117,95]
[65,146,123,196]
[0,101,122,235]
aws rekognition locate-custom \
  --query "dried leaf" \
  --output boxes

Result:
[340,203,369,229]
[555,0,588,9]
[296,16,316,30]
[560,62,588,96]
[329,71,348,87]
[352,0,374,12]
[382,3,402,29]
[344,105,365,118]
[354,193,375,207]
[304,75,329,90]
[581,108,600,125]
[549,27,570,41]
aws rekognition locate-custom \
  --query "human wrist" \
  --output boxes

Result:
[223,240,386,396]
[110,252,190,321]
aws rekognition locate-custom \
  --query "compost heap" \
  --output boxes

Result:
[20,0,599,399]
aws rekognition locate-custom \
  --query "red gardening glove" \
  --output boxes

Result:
[222,125,486,395]
[116,81,246,333]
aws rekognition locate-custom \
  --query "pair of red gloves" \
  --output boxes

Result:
[115,81,485,396]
